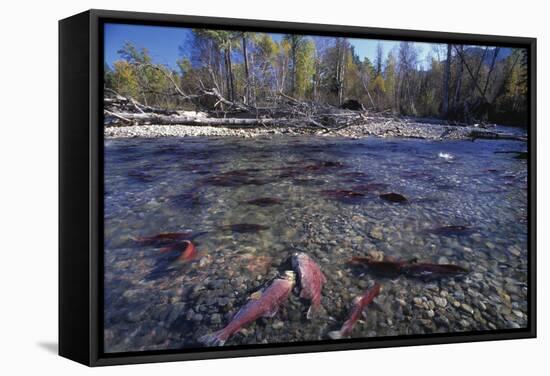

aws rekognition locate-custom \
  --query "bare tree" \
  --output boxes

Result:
[441,44,452,117]
[375,42,383,76]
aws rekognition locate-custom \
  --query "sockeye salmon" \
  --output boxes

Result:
[199,271,296,346]
[328,283,381,339]
[347,256,468,279]
[292,252,326,319]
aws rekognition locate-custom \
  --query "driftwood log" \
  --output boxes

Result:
[468,129,527,142]
[103,88,365,132]
[104,111,322,129]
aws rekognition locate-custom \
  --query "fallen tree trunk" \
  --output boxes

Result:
[468,129,527,142]
[105,111,276,127]
[103,88,361,131]
[103,110,330,129]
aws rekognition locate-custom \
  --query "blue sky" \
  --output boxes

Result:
[104,23,438,71]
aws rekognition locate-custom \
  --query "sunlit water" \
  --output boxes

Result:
[103,135,528,353]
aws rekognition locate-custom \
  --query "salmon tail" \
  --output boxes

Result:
[306,306,315,320]
[306,304,320,320]
[198,329,228,347]
[346,256,369,265]
[328,330,343,340]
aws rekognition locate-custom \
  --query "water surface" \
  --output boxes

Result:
[104,135,528,353]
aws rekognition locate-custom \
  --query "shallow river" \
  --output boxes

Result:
[103,135,528,353]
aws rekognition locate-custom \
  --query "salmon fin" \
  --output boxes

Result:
[306,305,317,320]
[198,330,227,347]
[328,330,343,340]
[187,231,208,241]
[263,307,279,318]
[178,251,198,263]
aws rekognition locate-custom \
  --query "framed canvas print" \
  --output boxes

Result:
[59,9,536,366]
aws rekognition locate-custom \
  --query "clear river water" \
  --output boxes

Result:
[103,134,528,353]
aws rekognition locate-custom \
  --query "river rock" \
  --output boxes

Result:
[512,310,524,319]
[460,303,474,315]
[210,313,222,324]
[369,227,384,240]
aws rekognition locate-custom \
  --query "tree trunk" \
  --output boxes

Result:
[242,36,251,105]
[225,47,235,102]
[224,50,231,101]
[339,49,345,105]
[313,54,320,102]
[290,40,297,97]
[453,45,489,103]
[442,44,451,117]
[482,47,500,98]
[249,47,256,106]
[454,45,464,109]
[470,47,488,99]
[105,111,281,127]
[336,40,346,106]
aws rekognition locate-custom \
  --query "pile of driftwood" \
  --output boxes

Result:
[103,83,526,142]
[103,86,371,133]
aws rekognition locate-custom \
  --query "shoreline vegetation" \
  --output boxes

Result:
[104,90,526,141]
[104,31,528,140]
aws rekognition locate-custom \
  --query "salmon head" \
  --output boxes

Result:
[291,252,307,269]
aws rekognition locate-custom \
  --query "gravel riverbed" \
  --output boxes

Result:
[104,117,512,140]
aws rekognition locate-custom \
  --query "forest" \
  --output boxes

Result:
[104,29,528,128]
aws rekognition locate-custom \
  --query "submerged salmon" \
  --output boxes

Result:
[144,240,199,281]
[426,225,473,236]
[179,240,197,261]
[199,271,296,346]
[244,197,282,207]
[221,223,269,233]
[136,230,207,246]
[292,252,326,319]
[347,256,407,275]
[159,240,197,261]
[136,231,192,245]
[347,256,468,279]
[404,262,468,279]
[328,283,381,339]
[159,240,197,262]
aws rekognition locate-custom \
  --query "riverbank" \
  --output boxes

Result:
[104,116,526,141]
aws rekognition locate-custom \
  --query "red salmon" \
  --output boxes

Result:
[158,240,197,262]
[199,271,296,346]
[347,256,468,279]
[328,283,381,339]
[136,231,192,245]
[292,252,326,319]
[178,240,197,261]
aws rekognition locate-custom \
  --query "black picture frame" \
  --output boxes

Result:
[59,8,537,367]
